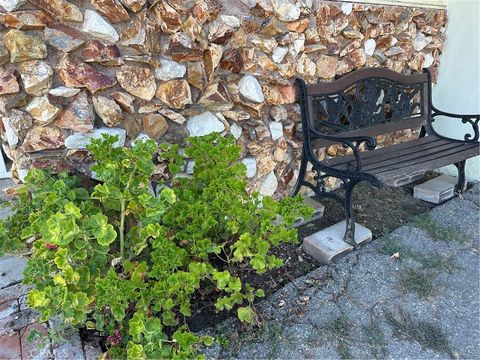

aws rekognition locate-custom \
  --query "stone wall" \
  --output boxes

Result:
[0,0,447,196]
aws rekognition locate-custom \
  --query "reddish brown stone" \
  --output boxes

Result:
[0,70,19,96]
[156,80,192,109]
[261,84,297,105]
[316,54,338,79]
[207,19,235,45]
[347,49,367,68]
[187,61,206,90]
[54,91,94,133]
[82,40,122,65]
[315,3,341,26]
[30,0,82,22]
[193,0,222,24]
[376,35,397,51]
[153,1,182,34]
[22,126,64,153]
[111,91,135,114]
[287,18,310,33]
[219,49,244,74]
[258,17,288,37]
[182,15,202,40]
[0,11,50,30]
[142,113,169,139]
[120,0,147,13]
[20,323,50,360]
[91,0,130,23]
[204,43,223,82]
[58,54,117,94]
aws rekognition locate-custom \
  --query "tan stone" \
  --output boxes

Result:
[156,80,192,109]
[204,43,223,82]
[22,125,64,152]
[158,109,186,125]
[170,32,204,62]
[348,49,367,68]
[0,44,9,65]
[153,1,182,34]
[121,113,142,138]
[120,0,146,12]
[19,60,53,96]
[111,91,135,114]
[4,29,47,63]
[316,55,338,79]
[296,54,316,77]
[287,18,310,33]
[182,15,202,40]
[187,62,206,90]
[116,65,156,101]
[91,0,129,23]
[142,113,169,140]
[54,91,94,133]
[82,40,122,65]
[193,0,222,24]
[25,95,61,125]
[30,0,83,22]
[0,10,50,30]
[257,53,278,72]
[219,49,243,74]
[93,95,124,127]
[207,19,234,45]
[261,84,296,105]
[44,27,84,52]
[259,17,288,36]
[58,54,117,93]
[0,69,19,95]
[197,82,233,111]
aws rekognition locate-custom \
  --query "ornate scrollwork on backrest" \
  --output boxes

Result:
[310,77,424,135]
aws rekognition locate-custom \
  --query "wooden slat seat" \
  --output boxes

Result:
[324,135,479,184]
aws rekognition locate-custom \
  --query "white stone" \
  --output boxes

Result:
[154,59,187,81]
[2,116,18,149]
[272,46,288,63]
[20,60,53,96]
[185,160,195,175]
[412,31,432,52]
[17,168,28,182]
[259,171,278,196]
[413,175,457,204]
[270,105,288,121]
[65,127,126,149]
[269,122,283,140]
[423,52,434,68]
[364,39,376,56]
[186,111,225,137]
[220,15,241,28]
[242,157,257,178]
[303,220,372,264]
[82,9,119,43]
[341,2,353,15]
[230,122,242,139]
[49,87,81,97]
[0,0,25,12]
[239,75,264,103]
[289,35,305,58]
[272,0,301,22]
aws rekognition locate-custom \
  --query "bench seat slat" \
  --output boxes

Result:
[323,135,479,184]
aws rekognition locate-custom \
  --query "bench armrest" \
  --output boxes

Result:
[431,105,480,143]
[307,127,377,172]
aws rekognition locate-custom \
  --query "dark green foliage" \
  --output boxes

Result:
[0,133,312,359]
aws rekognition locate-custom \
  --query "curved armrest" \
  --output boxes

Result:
[307,127,377,172]
[431,105,480,143]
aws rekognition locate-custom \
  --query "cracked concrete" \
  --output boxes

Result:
[211,184,480,360]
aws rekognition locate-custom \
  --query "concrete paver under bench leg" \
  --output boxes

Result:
[414,175,457,204]
[302,220,372,264]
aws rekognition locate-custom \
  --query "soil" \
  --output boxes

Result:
[186,172,441,332]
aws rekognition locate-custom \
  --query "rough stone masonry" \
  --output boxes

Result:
[0,0,447,196]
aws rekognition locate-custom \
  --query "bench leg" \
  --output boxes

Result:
[343,181,357,248]
[291,148,308,196]
[454,160,467,195]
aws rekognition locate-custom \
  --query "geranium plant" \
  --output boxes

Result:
[0,133,312,359]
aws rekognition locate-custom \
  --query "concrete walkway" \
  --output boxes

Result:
[0,182,479,359]
[212,184,480,359]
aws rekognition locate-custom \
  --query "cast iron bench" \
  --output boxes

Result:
[292,67,479,245]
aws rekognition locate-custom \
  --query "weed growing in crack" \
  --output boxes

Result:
[362,321,388,359]
[411,253,459,274]
[377,233,408,257]
[326,313,354,359]
[385,307,454,358]
[398,268,436,298]
[409,214,467,243]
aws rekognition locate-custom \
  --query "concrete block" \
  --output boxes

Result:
[0,255,27,289]
[0,299,19,321]
[303,220,372,265]
[293,195,325,228]
[20,323,51,360]
[0,332,22,360]
[414,175,457,204]
[387,171,425,187]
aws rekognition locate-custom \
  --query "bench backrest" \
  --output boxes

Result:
[297,68,431,147]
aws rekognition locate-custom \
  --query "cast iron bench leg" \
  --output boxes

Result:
[343,180,358,248]
[454,160,467,195]
[291,147,308,196]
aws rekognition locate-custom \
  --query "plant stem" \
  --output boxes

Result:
[120,199,126,270]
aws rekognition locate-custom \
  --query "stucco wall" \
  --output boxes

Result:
[432,0,480,181]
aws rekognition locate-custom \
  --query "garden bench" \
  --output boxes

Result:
[292,67,479,245]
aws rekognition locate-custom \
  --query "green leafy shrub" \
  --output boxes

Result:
[0,133,312,359]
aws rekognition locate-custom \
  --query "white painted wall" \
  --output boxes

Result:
[432,0,480,181]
